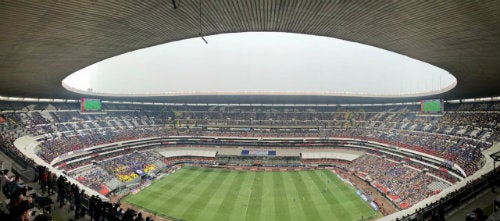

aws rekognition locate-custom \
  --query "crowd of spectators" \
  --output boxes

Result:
[1,168,56,221]
[99,151,162,182]
[163,156,216,166]
[55,148,140,172]
[301,158,350,169]
[198,128,487,175]
[217,155,302,167]
[349,154,441,208]
[2,164,157,221]
[397,167,500,221]
[56,150,162,194]
[2,101,498,139]
[1,107,495,180]
[86,195,156,221]
[39,127,173,162]
[202,130,321,138]
[70,167,115,193]
[438,112,499,134]
[335,128,487,176]
[1,100,499,219]
[0,133,35,167]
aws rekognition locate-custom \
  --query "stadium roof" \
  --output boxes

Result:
[1,1,499,104]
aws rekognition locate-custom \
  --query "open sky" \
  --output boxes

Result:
[63,32,456,97]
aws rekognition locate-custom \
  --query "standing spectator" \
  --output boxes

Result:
[89,195,96,221]
[117,208,124,220]
[1,169,14,196]
[49,173,57,195]
[74,189,83,219]
[122,209,136,221]
[56,175,66,208]
[93,198,102,221]
[135,212,144,221]
[69,184,76,211]
[37,166,44,185]
[40,170,48,194]
[46,171,52,195]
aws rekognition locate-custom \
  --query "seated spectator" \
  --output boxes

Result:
[7,175,26,197]
[8,200,31,221]
[8,190,25,214]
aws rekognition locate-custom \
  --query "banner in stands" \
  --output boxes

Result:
[369,202,379,210]
[135,169,146,177]
[356,189,379,211]
[241,150,276,156]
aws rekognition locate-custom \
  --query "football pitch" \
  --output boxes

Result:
[123,167,381,221]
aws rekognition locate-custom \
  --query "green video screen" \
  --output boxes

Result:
[420,99,442,113]
[81,98,102,112]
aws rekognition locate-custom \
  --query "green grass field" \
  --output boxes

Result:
[124,167,381,221]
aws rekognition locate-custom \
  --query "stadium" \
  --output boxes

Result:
[0,1,499,221]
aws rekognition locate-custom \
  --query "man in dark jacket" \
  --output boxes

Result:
[56,175,66,208]
[74,189,83,219]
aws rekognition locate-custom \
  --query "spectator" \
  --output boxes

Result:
[40,169,48,194]
[74,189,83,219]
[2,169,14,195]
[8,200,31,221]
[7,175,25,197]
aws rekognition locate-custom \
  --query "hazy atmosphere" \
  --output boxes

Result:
[63,32,456,97]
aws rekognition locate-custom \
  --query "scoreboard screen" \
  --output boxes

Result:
[420,99,443,113]
[80,98,102,112]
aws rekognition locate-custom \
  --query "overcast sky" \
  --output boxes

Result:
[63,32,456,97]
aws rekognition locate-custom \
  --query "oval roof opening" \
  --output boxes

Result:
[63,32,456,98]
